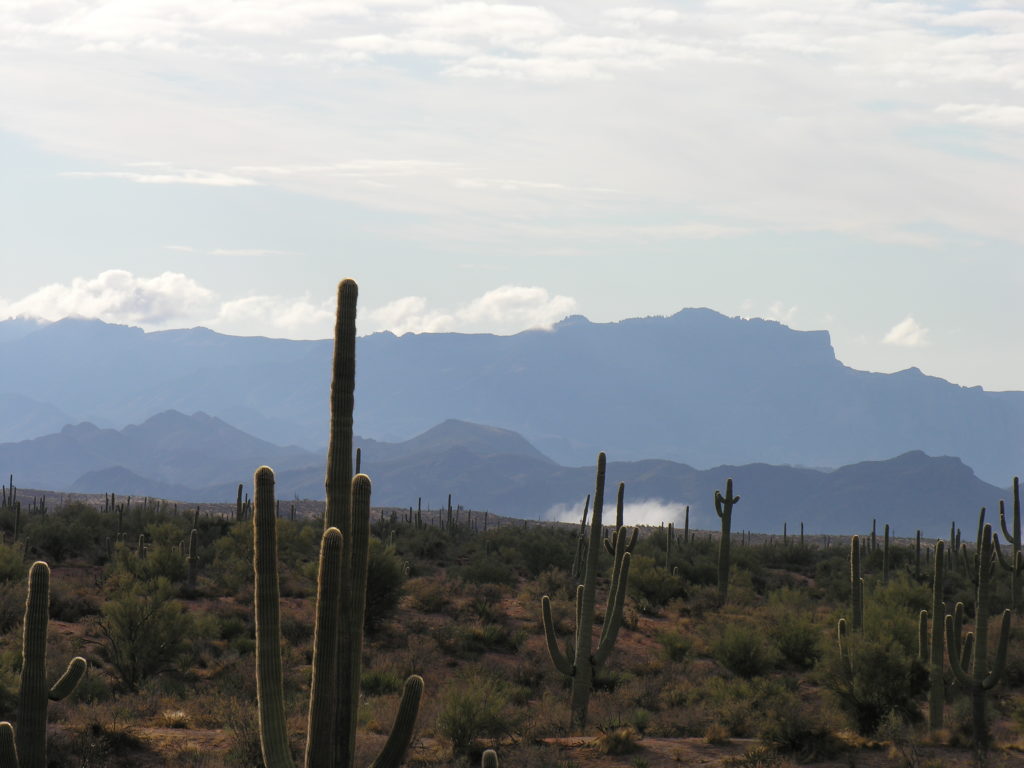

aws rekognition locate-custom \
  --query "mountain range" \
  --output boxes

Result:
[0,410,1003,537]
[0,310,1020,486]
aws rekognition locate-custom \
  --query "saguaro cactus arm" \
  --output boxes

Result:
[368,675,425,768]
[0,722,16,766]
[48,657,87,701]
[541,596,574,677]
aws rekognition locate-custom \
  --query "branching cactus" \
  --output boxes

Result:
[714,478,739,606]
[541,452,634,731]
[254,467,422,768]
[995,477,1023,611]
[944,523,1012,753]
[0,562,87,768]
[917,540,946,730]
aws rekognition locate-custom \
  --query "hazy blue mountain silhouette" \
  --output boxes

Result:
[0,410,999,537]
[1,311,1022,483]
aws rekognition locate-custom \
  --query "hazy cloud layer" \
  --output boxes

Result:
[546,497,694,528]
[1,1,1021,247]
[0,271,578,338]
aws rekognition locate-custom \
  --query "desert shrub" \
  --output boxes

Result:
[0,542,25,583]
[403,526,449,561]
[628,555,685,611]
[695,676,795,738]
[821,631,927,735]
[759,698,842,762]
[0,581,24,633]
[436,671,516,755]
[451,553,518,587]
[365,539,406,631]
[657,630,692,663]
[94,576,196,692]
[594,726,640,755]
[362,666,403,696]
[406,576,450,613]
[434,622,523,658]
[711,621,779,678]
[764,588,821,670]
[50,581,101,622]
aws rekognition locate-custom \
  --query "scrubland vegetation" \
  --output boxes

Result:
[0,489,1020,767]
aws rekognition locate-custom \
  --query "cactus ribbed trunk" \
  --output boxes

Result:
[927,540,946,731]
[254,467,293,768]
[16,562,50,768]
[850,535,864,631]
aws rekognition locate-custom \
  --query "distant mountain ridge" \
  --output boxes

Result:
[0,410,1005,537]
[1,310,1023,483]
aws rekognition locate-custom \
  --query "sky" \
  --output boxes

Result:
[1,1,1022,390]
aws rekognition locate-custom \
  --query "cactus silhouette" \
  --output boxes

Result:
[714,478,739,606]
[0,562,87,768]
[542,452,634,730]
[994,477,1023,611]
[945,523,1012,753]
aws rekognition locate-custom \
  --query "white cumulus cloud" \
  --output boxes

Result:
[883,316,929,347]
[0,270,216,326]
[366,285,576,335]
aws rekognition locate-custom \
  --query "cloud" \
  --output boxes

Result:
[545,497,692,528]
[767,301,798,325]
[3,0,1024,248]
[883,316,929,347]
[935,103,1024,128]
[366,285,577,335]
[214,294,335,338]
[1,271,577,340]
[63,169,257,186]
[0,270,216,326]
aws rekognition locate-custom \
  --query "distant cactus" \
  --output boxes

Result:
[542,452,635,730]
[186,529,199,592]
[882,524,890,585]
[918,540,946,730]
[849,535,864,631]
[945,523,1012,752]
[994,477,1023,611]
[0,562,87,768]
[714,478,739,606]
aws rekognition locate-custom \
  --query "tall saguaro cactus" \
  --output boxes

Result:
[918,540,946,730]
[254,467,422,768]
[945,524,1012,753]
[714,479,739,606]
[541,452,634,730]
[0,562,87,768]
[254,279,423,768]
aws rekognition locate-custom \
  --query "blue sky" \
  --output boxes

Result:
[1,1,1022,389]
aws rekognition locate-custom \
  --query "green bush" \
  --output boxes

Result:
[711,621,778,678]
[436,671,516,755]
[365,539,405,631]
[628,555,685,611]
[94,576,196,692]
